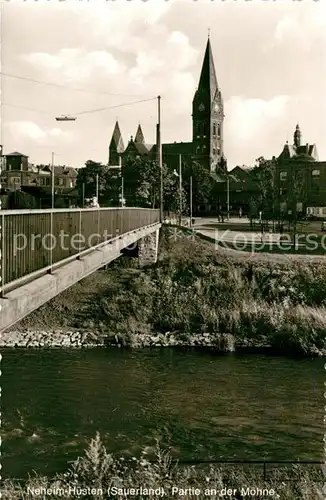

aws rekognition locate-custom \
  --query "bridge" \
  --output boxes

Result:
[0,207,160,332]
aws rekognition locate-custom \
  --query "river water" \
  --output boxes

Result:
[2,347,324,479]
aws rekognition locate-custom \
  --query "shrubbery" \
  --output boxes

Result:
[2,434,322,499]
[96,234,326,355]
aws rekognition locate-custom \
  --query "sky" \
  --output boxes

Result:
[1,0,326,169]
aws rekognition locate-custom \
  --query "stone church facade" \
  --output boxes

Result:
[108,38,227,174]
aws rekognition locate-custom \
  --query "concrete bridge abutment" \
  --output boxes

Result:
[138,228,160,266]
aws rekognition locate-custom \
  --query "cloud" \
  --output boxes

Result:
[6,121,73,142]
[22,49,126,82]
[226,95,289,143]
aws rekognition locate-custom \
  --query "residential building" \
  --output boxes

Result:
[276,124,326,217]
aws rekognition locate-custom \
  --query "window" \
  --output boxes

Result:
[213,123,217,136]
[59,178,64,186]
[196,146,200,155]
[312,169,320,177]
[202,145,206,154]
[217,124,221,137]
[213,148,216,155]
[280,171,287,181]
[217,148,221,156]
[322,208,326,215]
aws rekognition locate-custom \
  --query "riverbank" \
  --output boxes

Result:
[2,433,323,500]
[3,228,326,356]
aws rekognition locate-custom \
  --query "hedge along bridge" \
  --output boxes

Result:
[0,207,161,332]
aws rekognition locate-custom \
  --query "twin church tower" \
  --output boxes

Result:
[109,37,226,173]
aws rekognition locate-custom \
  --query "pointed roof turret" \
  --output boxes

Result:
[198,37,219,101]
[294,123,301,148]
[135,124,145,144]
[109,121,124,152]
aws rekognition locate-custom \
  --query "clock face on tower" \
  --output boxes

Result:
[198,103,205,112]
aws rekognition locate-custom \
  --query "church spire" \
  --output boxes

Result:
[109,121,124,166]
[198,37,219,101]
[135,124,145,144]
[109,121,124,152]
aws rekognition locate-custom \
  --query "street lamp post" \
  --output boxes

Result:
[157,95,163,222]
[226,173,230,221]
[190,175,193,229]
[178,154,182,226]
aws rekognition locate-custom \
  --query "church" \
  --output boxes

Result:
[108,37,227,174]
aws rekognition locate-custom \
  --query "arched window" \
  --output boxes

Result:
[213,123,217,136]
[196,146,200,155]
[202,145,206,154]
[196,123,201,135]
[217,124,221,137]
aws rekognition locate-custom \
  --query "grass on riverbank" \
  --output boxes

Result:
[12,228,326,356]
[2,433,322,500]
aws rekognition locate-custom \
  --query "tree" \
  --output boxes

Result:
[8,190,38,209]
[76,160,119,206]
[249,156,278,222]
[182,161,216,213]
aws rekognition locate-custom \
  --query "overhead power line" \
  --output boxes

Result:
[72,97,157,116]
[2,97,157,117]
[0,71,147,98]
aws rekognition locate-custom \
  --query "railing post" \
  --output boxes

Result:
[97,207,100,244]
[1,212,4,297]
[79,209,82,255]
[49,208,53,272]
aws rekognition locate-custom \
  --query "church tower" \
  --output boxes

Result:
[192,37,224,172]
[108,121,125,166]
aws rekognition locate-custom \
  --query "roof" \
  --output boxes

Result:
[109,121,125,153]
[161,142,193,157]
[123,140,153,156]
[278,142,318,162]
[197,38,219,102]
[135,124,145,144]
[210,172,226,183]
[6,151,29,157]
[43,165,77,176]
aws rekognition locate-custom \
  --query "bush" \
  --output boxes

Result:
[2,434,322,499]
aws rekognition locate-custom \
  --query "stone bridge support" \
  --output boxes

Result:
[138,228,160,266]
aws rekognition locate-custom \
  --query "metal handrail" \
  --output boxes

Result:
[1,222,161,295]
[2,207,158,216]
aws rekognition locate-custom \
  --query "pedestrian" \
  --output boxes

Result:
[239,207,242,219]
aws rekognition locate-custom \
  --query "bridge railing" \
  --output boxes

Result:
[1,207,160,292]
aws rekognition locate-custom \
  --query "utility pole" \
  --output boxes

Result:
[51,152,55,209]
[121,176,124,207]
[82,183,85,208]
[190,175,193,228]
[96,174,99,204]
[157,95,163,222]
[179,154,182,226]
[226,173,230,221]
